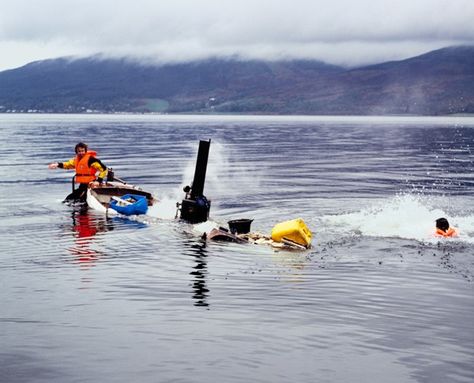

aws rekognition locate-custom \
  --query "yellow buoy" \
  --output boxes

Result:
[271,218,312,248]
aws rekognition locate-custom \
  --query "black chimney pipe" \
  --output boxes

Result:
[179,140,211,224]
[190,139,210,199]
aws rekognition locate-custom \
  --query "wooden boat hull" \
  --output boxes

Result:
[86,181,155,215]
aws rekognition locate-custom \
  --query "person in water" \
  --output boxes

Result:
[48,142,107,202]
[435,217,458,237]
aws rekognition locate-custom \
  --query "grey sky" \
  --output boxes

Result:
[0,0,473,71]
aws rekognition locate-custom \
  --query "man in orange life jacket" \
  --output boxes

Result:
[48,142,107,202]
[435,217,458,237]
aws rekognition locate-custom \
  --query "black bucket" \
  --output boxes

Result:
[228,219,253,234]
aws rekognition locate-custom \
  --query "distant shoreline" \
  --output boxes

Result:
[2,47,473,116]
[1,112,474,125]
[1,111,474,117]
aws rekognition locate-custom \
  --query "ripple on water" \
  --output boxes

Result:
[2,116,474,383]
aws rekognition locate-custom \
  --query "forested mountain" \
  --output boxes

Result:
[1,46,473,115]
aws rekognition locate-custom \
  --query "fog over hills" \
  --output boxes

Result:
[0,46,473,115]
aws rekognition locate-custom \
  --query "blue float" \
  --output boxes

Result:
[109,194,148,216]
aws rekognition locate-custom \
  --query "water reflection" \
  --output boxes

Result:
[183,237,210,308]
[65,205,113,266]
[271,250,311,283]
[4,116,474,383]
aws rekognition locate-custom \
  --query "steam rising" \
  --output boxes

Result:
[146,140,262,221]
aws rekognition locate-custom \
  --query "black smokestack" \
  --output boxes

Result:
[190,139,210,199]
[179,140,211,224]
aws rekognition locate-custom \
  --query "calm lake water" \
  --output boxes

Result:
[1,114,474,383]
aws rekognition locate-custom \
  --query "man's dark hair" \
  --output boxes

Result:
[75,142,88,153]
[436,218,450,232]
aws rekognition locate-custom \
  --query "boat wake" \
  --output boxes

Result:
[322,194,474,244]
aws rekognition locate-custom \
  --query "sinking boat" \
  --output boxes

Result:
[206,227,248,243]
[86,139,211,220]
[204,218,312,250]
[86,179,156,215]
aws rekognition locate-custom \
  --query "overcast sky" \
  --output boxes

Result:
[0,0,473,71]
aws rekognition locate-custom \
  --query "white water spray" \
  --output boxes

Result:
[323,194,474,243]
[146,140,262,222]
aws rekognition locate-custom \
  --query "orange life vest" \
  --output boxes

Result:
[435,227,458,237]
[75,151,98,184]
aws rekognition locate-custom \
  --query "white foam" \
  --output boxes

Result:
[146,195,180,220]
